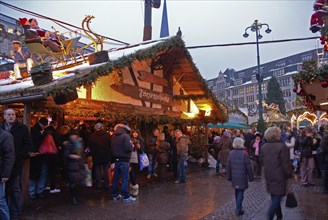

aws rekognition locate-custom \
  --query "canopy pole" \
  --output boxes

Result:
[22,102,31,204]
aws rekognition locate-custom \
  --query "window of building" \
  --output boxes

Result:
[235,78,242,86]
[276,61,286,68]
[246,86,254,93]
[273,69,284,77]
[7,27,14,34]
[238,72,245,78]
[302,54,312,61]
[233,89,238,96]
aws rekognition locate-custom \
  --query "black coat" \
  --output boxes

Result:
[111,124,132,162]
[30,123,45,180]
[1,121,32,176]
[0,128,15,179]
[87,129,111,165]
[301,136,314,158]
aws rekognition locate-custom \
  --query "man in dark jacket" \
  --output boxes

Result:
[0,128,15,220]
[261,126,292,220]
[87,123,111,190]
[1,108,32,219]
[147,128,160,178]
[111,121,136,202]
[29,117,48,199]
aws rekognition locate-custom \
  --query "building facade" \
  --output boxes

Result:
[207,48,328,118]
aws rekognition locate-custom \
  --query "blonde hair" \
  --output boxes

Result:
[232,137,245,149]
[264,126,281,142]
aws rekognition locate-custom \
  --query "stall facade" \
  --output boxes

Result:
[0,36,228,202]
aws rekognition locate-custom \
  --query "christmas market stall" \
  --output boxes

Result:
[0,36,228,202]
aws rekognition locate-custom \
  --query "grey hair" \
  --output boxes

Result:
[232,137,245,149]
[264,126,281,142]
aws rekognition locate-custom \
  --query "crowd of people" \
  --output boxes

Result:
[209,124,328,219]
[0,108,192,219]
[0,107,327,220]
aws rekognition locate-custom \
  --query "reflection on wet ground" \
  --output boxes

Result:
[22,165,328,220]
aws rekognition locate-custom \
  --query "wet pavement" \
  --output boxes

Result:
[22,165,328,220]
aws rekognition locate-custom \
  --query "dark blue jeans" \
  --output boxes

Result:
[112,162,130,199]
[268,195,283,220]
[235,189,244,213]
[177,156,187,182]
[0,182,9,220]
[6,174,21,218]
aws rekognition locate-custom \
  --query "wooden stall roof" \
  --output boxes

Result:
[0,36,228,123]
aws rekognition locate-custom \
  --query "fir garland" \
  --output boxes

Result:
[0,36,228,123]
[292,60,328,84]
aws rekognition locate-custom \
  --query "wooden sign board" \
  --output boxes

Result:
[137,70,168,87]
[111,83,172,105]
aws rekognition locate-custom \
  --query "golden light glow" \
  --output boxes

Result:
[205,109,211,116]
[297,111,318,125]
[182,99,199,118]
[183,112,197,118]
[320,102,328,106]
[319,113,328,122]
[291,114,296,123]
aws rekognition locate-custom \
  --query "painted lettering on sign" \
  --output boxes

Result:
[111,83,172,105]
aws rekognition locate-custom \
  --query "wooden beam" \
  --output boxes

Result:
[22,102,31,204]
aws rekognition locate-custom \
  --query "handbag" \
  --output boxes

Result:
[285,192,298,208]
[39,134,58,154]
[139,152,149,170]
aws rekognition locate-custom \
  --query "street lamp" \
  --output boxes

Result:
[243,20,271,125]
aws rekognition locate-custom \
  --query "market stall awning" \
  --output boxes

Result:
[0,36,228,123]
[208,122,250,130]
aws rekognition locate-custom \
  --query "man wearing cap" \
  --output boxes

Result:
[29,117,48,199]
[110,121,136,202]
[11,41,33,79]
[1,108,32,219]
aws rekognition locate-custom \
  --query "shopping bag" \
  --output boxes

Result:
[139,152,149,170]
[39,134,58,154]
[82,166,92,187]
[285,192,298,208]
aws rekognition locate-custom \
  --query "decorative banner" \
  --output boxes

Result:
[111,83,172,105]
[137,70,168,87]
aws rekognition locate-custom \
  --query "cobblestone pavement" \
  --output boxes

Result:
[21,165,328,220]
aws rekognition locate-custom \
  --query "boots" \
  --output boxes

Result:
[69,187,78,205]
